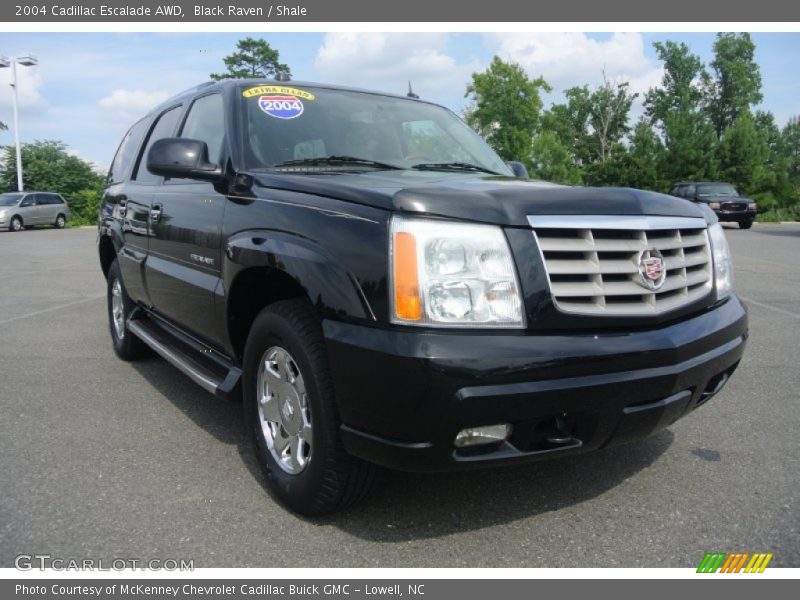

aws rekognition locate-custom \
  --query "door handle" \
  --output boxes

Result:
[150,204,163,223]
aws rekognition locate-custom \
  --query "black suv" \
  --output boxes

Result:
[98,80,748,514]
[671,181,757,229]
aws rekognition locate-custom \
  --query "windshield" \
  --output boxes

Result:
[0,193,23,207]
[697,184,739,197]
[240,84,512,176]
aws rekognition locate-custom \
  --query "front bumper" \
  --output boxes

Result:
[324,296,748,472]
[714,207,755,222]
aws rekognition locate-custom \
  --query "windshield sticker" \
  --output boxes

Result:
[242,85,315,101]
[258,95,305,119]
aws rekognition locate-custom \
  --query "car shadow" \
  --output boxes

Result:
[752,227,800,237]
[130,357,674,541]
[324,430,674,542]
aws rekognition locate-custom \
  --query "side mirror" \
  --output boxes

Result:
[506,161,529,179]
[147,138,223,182]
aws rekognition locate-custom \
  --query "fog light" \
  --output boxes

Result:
[454,424,512,448]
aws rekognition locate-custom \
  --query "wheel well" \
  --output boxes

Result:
[228,267,309,361]
[99,235,116,279]
[10,214,22,224]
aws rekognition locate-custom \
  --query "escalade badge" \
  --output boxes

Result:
[637,248,666,291]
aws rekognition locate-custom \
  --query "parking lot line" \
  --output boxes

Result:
[0,295,103,326]
[738,296,800,320]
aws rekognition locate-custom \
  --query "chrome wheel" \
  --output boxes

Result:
[257,346,312,474]
[111,278,125,340]
[56,215,65,228]
[10,217,22,232]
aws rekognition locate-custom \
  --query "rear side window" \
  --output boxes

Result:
[108,118,149,184]
[133,105,182,184]
[180,94,225,163]
[44,194,64,205]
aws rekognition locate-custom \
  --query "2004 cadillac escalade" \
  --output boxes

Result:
[97,79,748,515]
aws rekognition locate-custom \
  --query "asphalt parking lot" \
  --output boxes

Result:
[1,222,798,568]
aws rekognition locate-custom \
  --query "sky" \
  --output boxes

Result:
[1,32,798,170]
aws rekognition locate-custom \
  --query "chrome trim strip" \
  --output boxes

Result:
[127,320,219,395]
[527,215,707,230]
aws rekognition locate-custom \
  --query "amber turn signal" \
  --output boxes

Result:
[393,231,422,320]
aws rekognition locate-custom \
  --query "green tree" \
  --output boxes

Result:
[542,74,636,182]
[782,115,800,184]
[210,37,290,81]
[618,119,666,191]
[705,33,763,138]
[588,73,637,165]
[645,41,717,186]
[0,140,105,222]
[0,121,7,131]
[751,111,793,206]
[776,115,800,217]
[717,112,771,195]
[542,86,593,167]
[465,56,550,167]
[530,131,583,184]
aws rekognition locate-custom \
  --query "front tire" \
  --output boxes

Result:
[9,216,22,232]
[55,214,66,229]
[107,259,151,360]
[739,219,753,229]
[243,299,375,515]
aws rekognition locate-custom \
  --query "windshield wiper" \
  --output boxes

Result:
[411,161,501,175]
[272,156,402,171]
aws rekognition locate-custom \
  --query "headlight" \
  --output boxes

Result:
[0,209,6,218]
[390,215,525,328]
[708,201,721,210]
[748,202,757,211]
[708,223,733,299]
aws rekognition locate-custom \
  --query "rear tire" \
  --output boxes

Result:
[9,216,22,232]
[55,214,66,229]
[107,259,152,361]
[243,299,376,515]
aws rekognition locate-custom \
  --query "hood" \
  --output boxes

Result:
[251,170,706,226]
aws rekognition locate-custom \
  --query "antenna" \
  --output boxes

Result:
[407,81,419,99]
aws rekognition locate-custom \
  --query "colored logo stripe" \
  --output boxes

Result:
[745,553,773,573]
[697,553,726,573]
[720,553,748,573]
[697,552,773,573]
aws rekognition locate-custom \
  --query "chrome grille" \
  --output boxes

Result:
[723,202,746,211]
[528,215,713,316]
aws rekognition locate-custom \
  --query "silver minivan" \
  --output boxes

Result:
[0,191,71,231]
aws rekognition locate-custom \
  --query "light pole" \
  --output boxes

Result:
[0,54,39,192]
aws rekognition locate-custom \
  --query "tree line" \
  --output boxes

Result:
[1,35,797,225]
[466,34,799,221]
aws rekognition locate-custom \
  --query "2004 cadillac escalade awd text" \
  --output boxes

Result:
[98,79,748,515]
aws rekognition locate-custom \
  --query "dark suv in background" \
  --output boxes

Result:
[671,182,756,229]
[97,79,748,514]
